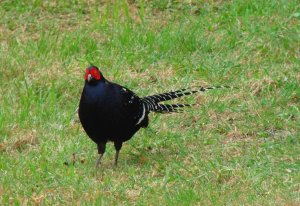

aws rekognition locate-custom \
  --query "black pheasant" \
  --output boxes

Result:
[78,66,231,168]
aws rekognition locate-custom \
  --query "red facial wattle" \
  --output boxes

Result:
[84,67,101,81]
[91,68,101,80]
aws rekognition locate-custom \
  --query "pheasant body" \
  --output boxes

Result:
[78,66,231,167]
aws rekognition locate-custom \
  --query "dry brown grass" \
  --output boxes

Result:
[1,129,39,152]
[250,77,279,96]
[0,143,7,152]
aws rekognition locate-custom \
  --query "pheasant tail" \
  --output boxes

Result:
[142,86,233,113]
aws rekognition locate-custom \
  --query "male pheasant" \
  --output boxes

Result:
[78,66,231,168]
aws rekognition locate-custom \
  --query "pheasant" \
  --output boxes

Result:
[78,66,231,168]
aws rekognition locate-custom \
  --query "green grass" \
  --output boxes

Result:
[0,0,299,205]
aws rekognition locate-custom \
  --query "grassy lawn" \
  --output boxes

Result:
[0,0,299,205]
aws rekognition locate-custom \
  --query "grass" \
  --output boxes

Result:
[0,0,299,205]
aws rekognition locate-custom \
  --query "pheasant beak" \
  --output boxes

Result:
[87,74,92,82]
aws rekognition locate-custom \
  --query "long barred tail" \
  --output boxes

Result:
[142,86,233,113]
